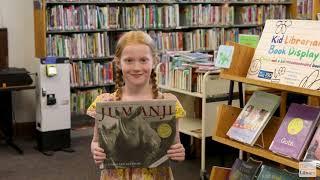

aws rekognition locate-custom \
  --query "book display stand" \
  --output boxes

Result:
[212,41,320,177]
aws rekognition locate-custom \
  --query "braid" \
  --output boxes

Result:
[115,67,123,101]
[151,69,159,99]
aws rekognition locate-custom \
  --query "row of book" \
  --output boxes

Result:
[47,32,111,58]
[46,4,287,30]
[71,88,103,114]
[227,158,302,179]
[297,0,313,20]
[149,29,222,52]
[47,28,254,57]
[180,4,286,26]
[70,61,113,87]
[158,51,219,93]
[227,91,320,165]
[47,5,180,30]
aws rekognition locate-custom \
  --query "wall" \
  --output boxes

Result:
[0,0,36,123]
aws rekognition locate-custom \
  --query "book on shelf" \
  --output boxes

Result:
[70,61,113,87]
[226,91,280,146]
[229,158,262,180]
[304,123,320,167]
[158,51,219,93]
[256,165,300,180]
[269,103,320,160]
[95,99,176,169]
[71,88,103,115]
[214,45,234,68]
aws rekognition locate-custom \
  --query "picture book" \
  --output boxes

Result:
[269,103,320,160]
[229,158,262,180]
[95,99,176,169]
[227,91,280,146]
[215,45,234,68]
[304,124,320,167]
[256,165,300,180]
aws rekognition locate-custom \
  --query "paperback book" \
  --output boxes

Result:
[227,91,280,145]
[256,165,300,180]
[269,103,320,160]
[229,158,262,180]
[95,99,176,169]
[304,124,320,167]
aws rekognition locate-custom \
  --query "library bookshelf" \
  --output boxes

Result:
[212,42,320,177]
[157,63,240,177]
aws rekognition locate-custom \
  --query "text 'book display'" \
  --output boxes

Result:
[247,20,320,91]
[95,99,176,169]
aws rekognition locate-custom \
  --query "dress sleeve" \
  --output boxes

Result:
[163,93,186,119]
[86,93,113,118]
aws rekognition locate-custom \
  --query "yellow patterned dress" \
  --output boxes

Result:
[87,92,186,180]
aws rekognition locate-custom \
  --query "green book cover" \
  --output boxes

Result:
[238,34,260,48]
[257,165,301,180]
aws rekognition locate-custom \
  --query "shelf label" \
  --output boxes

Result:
[299,162,316,177]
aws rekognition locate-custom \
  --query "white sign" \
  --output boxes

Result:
[247,20,320,90]
[299,162,316,177]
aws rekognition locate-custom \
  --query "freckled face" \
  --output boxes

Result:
[120,44,154,87]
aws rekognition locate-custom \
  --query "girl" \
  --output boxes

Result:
[87,31,186,179]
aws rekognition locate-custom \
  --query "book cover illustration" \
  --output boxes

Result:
[227,91,280,146]
[95,99,176,169]
[269,103,320,160]
[256,165,300,180]
[304,124,320,167]
[229,158,262,180]
[215,45,234,68]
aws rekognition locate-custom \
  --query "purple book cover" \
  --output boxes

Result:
[269,103,320,160]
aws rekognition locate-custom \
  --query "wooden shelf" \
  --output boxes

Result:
[179,117,203,139]
[221,74,320,97]
[209,166,231,180]
[212,104,320,176]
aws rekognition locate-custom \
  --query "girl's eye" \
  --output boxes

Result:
[124,59,133,63]
[140,58,149,63]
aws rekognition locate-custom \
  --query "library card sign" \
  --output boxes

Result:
[246,20,320,90]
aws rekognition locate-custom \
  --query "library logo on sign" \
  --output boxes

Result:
[299,162,316,177]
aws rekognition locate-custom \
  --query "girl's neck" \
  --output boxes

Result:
[121,84,154,101]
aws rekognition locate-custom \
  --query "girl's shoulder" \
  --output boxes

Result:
[96,92,116,102]
[86,92,115,118]
[159,92,186,118]
[159,92,178,100]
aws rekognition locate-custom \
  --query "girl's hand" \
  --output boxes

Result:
[91,141,106,165]
[167,143,185,162]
